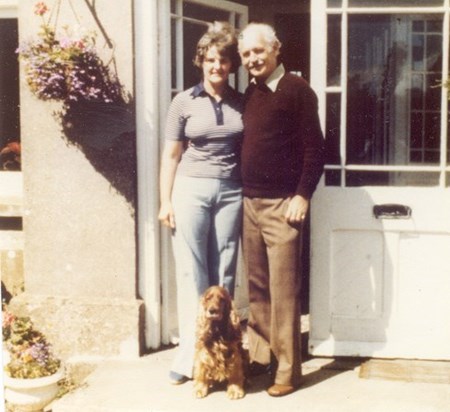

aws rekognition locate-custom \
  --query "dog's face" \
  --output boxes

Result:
[201,286,231,323]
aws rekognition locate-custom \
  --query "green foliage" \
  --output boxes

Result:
[3,308,61,379]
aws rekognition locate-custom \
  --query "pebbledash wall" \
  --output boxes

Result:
[9,0,144,361]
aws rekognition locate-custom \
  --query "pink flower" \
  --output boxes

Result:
[74,40,85,50]
[34,2,49,16]
[2,311,16,328]
[59,37,73,49]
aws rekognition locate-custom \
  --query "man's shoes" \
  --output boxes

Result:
[169,370,189,385]
[266,383,298,397]
[248,361,272,377]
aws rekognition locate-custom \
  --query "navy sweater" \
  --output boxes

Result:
[241,73,325,199]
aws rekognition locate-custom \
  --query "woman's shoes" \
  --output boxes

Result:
[169,370,189,385]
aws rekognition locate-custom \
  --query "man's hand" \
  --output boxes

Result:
[285,195,309,224]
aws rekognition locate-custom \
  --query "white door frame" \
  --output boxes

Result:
[135,0,162,349]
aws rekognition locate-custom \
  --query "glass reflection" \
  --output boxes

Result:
[327,15,341,86]
[346,171,439,187]
[327,0,342,7]
[347,14,443,169]
[183,22,206,89]
[326,93,341,165]
[348,0,443,6]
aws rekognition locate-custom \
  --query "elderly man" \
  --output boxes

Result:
[238,23,325,397]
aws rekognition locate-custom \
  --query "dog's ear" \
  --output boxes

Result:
[196,292,209,337]
[222,291,232,317]
[230,301,240,328]
[227,300,242,338]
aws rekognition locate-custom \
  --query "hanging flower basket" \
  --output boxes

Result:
[16,2,123,103]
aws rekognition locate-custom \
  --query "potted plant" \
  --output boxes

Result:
[2,307,64,412]
[0,141,21,171]
[16,1,123,104]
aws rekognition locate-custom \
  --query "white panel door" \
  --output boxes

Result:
[310,0,450,360]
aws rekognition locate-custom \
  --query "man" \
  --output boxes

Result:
[238,23,325,397]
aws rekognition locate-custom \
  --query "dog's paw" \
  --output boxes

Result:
[227,384,245,400]
[194,382,209,399]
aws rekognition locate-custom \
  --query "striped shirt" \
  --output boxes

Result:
[165,83,243,180]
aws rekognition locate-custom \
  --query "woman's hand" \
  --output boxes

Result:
[158,141,183,229]
[158,201,175,229]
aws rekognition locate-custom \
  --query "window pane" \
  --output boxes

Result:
[448,121,450,165]
[183,2,229,22]
[327,0,342,7]
[183,21,206,89]
[0,19,20,171]
[347,14,443,172]
[349,0,443,6]
[171,19,177,90]
[326,93,341,165]
[346,171,439,187]
[327,15,341,86]
[325,170,341,186]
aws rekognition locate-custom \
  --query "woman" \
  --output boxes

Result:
[158,22,243,384]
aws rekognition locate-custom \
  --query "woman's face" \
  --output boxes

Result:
[202,46,232,87]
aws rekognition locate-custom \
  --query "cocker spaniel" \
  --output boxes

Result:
[193,285,246,400]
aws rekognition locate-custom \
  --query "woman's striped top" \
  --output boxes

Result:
[165,83,243,180]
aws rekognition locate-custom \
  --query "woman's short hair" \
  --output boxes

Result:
[238,23,282,53]
[194,21,241,73]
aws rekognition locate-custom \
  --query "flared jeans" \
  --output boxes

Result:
[170,176,242,377]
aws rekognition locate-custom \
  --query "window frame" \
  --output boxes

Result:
[0,0,22,214]
[0,1,18,19]
[316,0,450,188]
[169,0,248,95]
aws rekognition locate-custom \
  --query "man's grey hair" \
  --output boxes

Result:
[238,23,282,52]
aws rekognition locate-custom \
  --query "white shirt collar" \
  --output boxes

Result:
[250,64,285,92]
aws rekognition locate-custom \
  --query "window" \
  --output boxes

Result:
[169,0,247,96]
[349,0,443,6]
[324,2,449,187]
[347,15,442,168]
[0,16,20,171]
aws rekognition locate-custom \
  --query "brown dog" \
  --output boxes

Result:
[193,286,246,399]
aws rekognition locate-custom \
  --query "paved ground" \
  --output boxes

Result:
[51,346,450,412]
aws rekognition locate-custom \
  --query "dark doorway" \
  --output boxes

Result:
[275,12,311,82]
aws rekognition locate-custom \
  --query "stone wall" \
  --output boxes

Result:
[10,0,143,360]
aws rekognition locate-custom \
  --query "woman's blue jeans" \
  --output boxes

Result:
[170,175,242,377]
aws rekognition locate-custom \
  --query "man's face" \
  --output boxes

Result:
[239,31,279,81]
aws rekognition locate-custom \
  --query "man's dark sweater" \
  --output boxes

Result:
[242,72,325,199]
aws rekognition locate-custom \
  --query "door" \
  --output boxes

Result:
[158,0,249,345]
[310,0,450,359]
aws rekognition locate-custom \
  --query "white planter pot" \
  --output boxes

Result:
[2,348,11,365]
[4,369,64,412]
